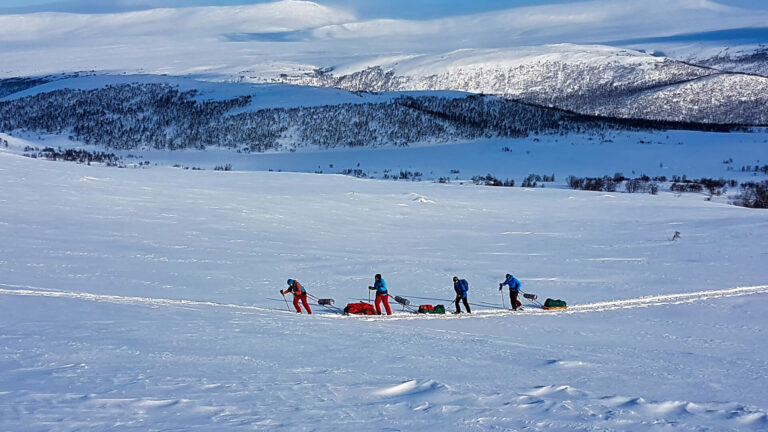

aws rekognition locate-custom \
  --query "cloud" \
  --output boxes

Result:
[311,0,761,46]
[0,0,355,41]
[0,0,766,78]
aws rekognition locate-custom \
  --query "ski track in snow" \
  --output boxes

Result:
[2,283,766,320]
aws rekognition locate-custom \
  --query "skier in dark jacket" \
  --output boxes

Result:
[500,273,522,310]
[368,273,391,315]
[453,276,471,313]
[282,279,312,314]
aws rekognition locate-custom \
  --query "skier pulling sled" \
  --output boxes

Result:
[497,273,567,311]
[282,279,312,314]
[499,273,523,311]
[452,276,471,314]
[368,273,392,315]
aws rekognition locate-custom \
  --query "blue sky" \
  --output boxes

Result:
[2,0,768,17]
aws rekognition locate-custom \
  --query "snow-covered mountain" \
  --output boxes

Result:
[246,44,768,124]
[687,46,768,76]
[2,1,767,124]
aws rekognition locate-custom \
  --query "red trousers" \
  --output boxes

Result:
[293,293,312,314]
[375,293,392,315]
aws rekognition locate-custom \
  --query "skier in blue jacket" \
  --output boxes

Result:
[500,273,522,310]
[453,276,471,313]
[368,273,391,315]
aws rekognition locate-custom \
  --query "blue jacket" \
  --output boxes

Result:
[501,275,521,292]
[454,279,469,298]
[374,279,387,294]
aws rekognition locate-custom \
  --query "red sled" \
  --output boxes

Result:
[344,302,377,315]
[417,304,434,313]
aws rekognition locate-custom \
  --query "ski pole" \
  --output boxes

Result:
[500,288,506,309]
[280,290,291,311]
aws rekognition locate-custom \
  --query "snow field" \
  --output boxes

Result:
[1,150,767,430]
[5,128,767,186]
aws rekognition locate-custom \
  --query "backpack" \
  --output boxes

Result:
[455,279,469,295]
[344,302,377,315]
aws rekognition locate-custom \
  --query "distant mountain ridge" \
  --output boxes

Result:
[242,44,768,125]
[1,45,766,155]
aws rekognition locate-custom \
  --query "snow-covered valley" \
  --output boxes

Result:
[1,140,767,430]
[3,0,768,430]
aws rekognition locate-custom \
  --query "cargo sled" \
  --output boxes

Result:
[542,298,567,310]
[417,304,446,314]
[344,302,377,315]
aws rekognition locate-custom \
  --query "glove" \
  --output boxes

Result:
[280,289,284,295]
[499,283,503,290]
[368,286,375,290]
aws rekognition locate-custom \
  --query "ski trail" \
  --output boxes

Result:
[1,283,767,319]
[339,284,768,321]
[565,285,768,314]
[0,284,280,315]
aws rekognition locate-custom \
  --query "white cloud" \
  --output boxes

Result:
[0,0,355,41]
[311,0,758,45]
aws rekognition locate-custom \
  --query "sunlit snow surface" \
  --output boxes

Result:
[1,143,767,430]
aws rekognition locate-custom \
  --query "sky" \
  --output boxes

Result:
[2,0,768,18]
[1,0,767,79]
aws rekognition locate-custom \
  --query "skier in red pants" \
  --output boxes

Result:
[283,279,312,314]
[368,273,391,315]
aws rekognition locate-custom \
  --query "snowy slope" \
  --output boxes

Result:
[1,147,767,430]
[6,128,767,186]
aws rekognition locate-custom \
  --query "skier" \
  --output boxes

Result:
[500,273,522,310]
[282,279,312,314]
[453,276,471,313]
[368,273,391,315]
